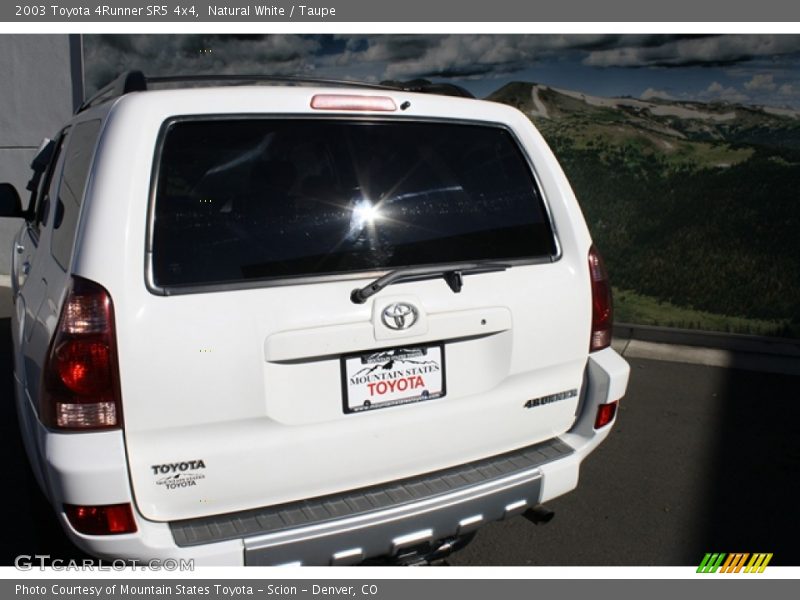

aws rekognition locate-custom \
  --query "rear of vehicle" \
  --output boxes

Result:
[19,85,629,565]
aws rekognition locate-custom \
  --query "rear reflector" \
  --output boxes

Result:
[64,503,137,535]
[588,245,613,352]
[310,94,397,112]
[41,277,122,430]
[594,401,618,429]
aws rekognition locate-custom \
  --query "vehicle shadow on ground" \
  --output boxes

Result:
[697,360,800,566]
[0,316,89,565]
[449,356,800,567]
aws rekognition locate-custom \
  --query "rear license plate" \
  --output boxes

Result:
[342,344,445,413]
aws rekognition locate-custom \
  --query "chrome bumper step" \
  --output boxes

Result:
[168,438,573,565]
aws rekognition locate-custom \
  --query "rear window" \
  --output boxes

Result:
[151,118,557,289]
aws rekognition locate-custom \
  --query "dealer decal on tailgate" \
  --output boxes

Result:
[151,459,207,491]
[343,345,445,413]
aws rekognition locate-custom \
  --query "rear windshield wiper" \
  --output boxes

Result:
[350,262,510,304]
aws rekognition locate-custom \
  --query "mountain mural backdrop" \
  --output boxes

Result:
[489,82,800,337]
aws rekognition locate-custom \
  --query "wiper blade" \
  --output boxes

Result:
[350,262,510,304]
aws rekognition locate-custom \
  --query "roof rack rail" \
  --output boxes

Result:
[77,70,146,113]
[379,79,474,99]
[76,71,475,114]
[145,74,400,91]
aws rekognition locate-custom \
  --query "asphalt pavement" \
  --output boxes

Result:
[1,282,798,567]
[450,357,800,566]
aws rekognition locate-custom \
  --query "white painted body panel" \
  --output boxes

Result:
[8,84,629,563]
[13,342,628,564]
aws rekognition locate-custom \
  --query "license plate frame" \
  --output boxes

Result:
[341,343,446,414]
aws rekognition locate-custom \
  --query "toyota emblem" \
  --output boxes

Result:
[381,302,419,331]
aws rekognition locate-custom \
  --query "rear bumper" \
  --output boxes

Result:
[176,438,573,566]
[28,347,629,565]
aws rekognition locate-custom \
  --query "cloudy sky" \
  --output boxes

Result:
[84,34,800,108]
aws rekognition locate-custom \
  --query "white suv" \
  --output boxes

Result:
[0,72,629,566]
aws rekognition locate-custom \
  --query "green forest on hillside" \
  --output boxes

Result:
[492,83,800,338]
[548,135,800,337]
[555,144,800,337]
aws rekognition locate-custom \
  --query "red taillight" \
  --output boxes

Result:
[64,503,137,535]
[310,94,397,112]
[41,277,122,430]
[589,245,613,352]
[594,401,618,429]
[55,340,112,394]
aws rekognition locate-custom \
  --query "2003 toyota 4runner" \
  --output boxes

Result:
[0,72,629,566]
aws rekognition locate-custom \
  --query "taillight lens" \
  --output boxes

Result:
[594,401,618,429]
[55,340,112,394]
[64,503,137,535]
[589,245,613,352]
[41,277,122,430]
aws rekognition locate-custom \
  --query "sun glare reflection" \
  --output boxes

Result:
[351,198,381,231]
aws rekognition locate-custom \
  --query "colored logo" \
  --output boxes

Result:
[697,553,773,573]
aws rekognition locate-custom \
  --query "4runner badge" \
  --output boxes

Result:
[151,460,206,491]
[382,302,418,330]
[524,389,578,409]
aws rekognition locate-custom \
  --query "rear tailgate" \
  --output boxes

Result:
[97,91,592,522]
